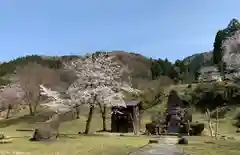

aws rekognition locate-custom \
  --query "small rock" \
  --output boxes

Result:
[204,141,215,144]
[228,136,236,140]
[178,137,188,145]
[236,129,240,133]
[220,135,236,140]
[148,139,159,144]
[220,136,227,140]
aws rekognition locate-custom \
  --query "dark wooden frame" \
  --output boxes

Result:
[111,101,142,134]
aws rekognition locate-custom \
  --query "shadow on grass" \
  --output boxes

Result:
[9,132,116,140]
[9,133,122,142]
[0,111,54,128]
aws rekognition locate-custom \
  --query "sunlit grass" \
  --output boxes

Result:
[0,111,149,155]
[0,134,148,155]
[0,106,240,155]
[180,136,240,155]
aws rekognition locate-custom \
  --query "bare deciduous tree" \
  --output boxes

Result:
[16,63,60,116]
[206,109,214,138]
[0,83,23,119]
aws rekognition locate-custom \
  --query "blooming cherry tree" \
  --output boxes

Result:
[43,52,140,133]
[66,53,137,104]
[66,52,140,133]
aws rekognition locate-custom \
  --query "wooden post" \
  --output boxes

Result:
[215,108,219,139]
[206,109,214,138]
[132,106,140,135]
[187,120,190,136]
[129,113,136,135]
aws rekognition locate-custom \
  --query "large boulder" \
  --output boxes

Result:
[29,113,60,141]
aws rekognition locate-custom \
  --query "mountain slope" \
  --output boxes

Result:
[0,52,154,88]
[180,18,240,80]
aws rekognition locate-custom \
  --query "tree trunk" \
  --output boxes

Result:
[5,105,12,119]
[33,93,41,115]
[129,113,136,134]
[206,109,214,138]
[76,108,80,119]
[28,103,34,116]
[132,107,140,135]
[215,108,219,139]
[187,120,190,136]
[139,110,144,132]
[84,105,95,134]
[33,102,38,115]
[98,103,107,131]
[101,105,107,131]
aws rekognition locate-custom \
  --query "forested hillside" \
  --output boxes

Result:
[0,51,199,87]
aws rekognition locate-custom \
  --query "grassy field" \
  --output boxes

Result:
[0,134,148,155]
[180,136,240,155]
[0,107,240,155]
[0,109,151,155]
[0,106,154,155]
[180,111,240,155]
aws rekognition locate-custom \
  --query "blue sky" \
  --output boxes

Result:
[0,0,240,62]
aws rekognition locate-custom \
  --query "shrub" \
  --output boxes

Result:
[190,122,205,136]
[0,132,5,140]
[0,78,10,86]
[210,107,230,119]
[145,122,158,135]
[234,112,240,128]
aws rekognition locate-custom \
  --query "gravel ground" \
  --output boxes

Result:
[129,136,185,155]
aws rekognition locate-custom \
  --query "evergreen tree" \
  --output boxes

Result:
[213,30,225,65]
[227,18,240,35]
[151,60,163,80]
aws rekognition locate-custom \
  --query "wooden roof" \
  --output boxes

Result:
[125,100,141,106]
[112,100,141,108]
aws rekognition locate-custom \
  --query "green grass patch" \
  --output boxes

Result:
[0,111,149,155]
[0,134,148,155]
[181,136,240,155]
[1,106,240,155]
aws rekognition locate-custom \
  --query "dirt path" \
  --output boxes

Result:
[129,136,184,155]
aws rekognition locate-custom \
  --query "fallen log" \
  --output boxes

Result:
[16,129,34,132]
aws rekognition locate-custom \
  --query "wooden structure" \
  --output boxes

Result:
[198,66,222,82]
[111,100,142,133]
